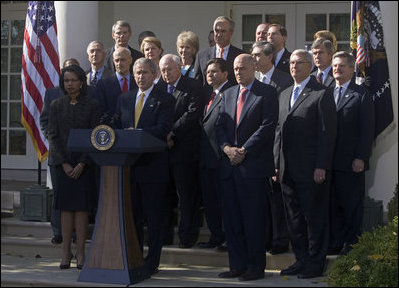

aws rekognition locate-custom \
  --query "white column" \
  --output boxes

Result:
[55,1,99,71]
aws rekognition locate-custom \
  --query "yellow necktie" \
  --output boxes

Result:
[134,92,145,128]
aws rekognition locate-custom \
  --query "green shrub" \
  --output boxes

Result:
[327,216,398,287]
[387,184,398,222]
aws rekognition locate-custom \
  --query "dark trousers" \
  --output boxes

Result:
[49,165,61,236]
[199,167,224,244]
[281,174,330,271]
[172,161,201,245]
[330,170,365,248]
[220,170,269,273]
[132,181,167,271]
[268,180,290,249]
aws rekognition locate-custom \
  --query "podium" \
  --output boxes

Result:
[67,128,166,285]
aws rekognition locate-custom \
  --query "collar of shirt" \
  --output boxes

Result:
[318,65,332,83]
[92,66,105,81]
[116,72,131,89]
[294,76,311,96]
[215,80,229,95]
[260,66,275,84]
[136,85,154,107]
[168,75,182,92]
[335,79,351,96]
[216,44,230,59]
[275,48,285,66]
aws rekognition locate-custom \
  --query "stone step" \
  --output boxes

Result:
[2,235,313,270]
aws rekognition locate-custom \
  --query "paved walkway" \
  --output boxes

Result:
[1,254,329,287]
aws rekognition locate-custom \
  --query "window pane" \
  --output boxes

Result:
[10,47,22,72]
[330,14,350,41]
[10,75,21,100]
[9,129,26,155]
[337,43,351,52]
[10,102,22,128]
[1,103,7,127]
[306,14,326,41]
[1,130,6,155]
[1,48,8,73]
[1,20,9,45]
[11,20,25,45]
[243,15,262,42]
[1,75,7,100]
[265,15,285,27]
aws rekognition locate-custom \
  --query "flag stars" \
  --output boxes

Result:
[384,81,390,89]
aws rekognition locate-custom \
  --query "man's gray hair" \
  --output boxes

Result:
[332,51,356,67]
[290,49,313,63]
[112,20,131,34]
[160,54,182,66]
[133,57,157,74]
[213,16,235,32]
[311,38,334,54]
[252,41,276,63]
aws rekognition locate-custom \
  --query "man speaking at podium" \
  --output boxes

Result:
[114,57,175,276]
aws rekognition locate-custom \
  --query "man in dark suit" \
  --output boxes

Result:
[329,51,375,256]
[194,16,243,86]
[267,24,291,74]
[251,41,292,255]
[158,54,204,248]
[216,54,278,281]
[40,58,81,245]
[311,38,335,88]
[197,58,233,249]
[104,20,143,75]
[275,50,337,279]
[96,47,136,125]
[115,57,175,276]
[86,41,113,87]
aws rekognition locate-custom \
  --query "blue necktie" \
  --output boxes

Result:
[335,86,343,106]
[292,86,300,103]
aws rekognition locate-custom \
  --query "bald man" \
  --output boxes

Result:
[215,54,278,281]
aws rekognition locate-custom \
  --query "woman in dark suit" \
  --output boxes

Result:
[48,65,99,270]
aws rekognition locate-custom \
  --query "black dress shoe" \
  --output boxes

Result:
[178,242,195,248]
[197,241,220,249]
[327,246,343,255]
[51,235,63,244]
[280,261,304,276]
[218,270,245,278]
[238,271,265,281]
[269,245,289,255]
[216,241,228,252]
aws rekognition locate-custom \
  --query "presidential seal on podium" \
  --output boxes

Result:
[91,125,115,151]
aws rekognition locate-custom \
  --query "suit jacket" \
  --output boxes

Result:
[215,79,279,179]
[194,45,244,86]
[275,48,291,74]
[333,81,375,171]
[95,74,137,123]
[274,77,337,182]
[104,45,144,75]
[255,68,293,96]
[311,67,335,88]
[115,86,175,182]
[200,81,234,169]
[85,67,114,86]
[156,76,204,162]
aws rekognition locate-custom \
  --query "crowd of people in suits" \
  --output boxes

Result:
[40,16,375,281]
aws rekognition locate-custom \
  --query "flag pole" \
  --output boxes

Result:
[38,160,42,186]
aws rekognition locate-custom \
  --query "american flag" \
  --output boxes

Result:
[350,1,393,137]
[21,1,60,162]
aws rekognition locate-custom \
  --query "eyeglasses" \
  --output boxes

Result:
[64,79,80,83]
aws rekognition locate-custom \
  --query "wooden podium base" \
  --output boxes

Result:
[78,166,149,285]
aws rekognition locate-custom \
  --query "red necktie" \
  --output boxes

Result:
[122,76,128,93]
[236,88,248,125]
[218,47,224,59]
[206,91,217,113]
